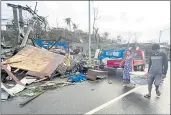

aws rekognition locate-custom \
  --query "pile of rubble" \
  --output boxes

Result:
[1,45,109,105]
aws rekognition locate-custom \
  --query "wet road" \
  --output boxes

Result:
[1,63,170,114]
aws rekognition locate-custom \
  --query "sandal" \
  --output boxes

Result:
[156,89,161,97]
[144,94,151,98]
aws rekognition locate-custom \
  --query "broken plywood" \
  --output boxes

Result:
[26,53,65,78]
[5,45,65,78]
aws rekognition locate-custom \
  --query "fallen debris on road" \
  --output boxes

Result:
[68,73,86,83]
[1,76,37,97]
[1,88,10,101]
[1,43,110,103]
[20,90,45,107]
[41,81,75,90]
[86,69,108,81]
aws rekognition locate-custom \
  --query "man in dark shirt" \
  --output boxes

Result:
[144,44,168,98]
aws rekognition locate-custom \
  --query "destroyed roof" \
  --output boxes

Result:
[4,45,65,78]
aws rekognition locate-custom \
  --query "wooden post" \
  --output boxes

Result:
[20,19,36,47]
[18,7,24,28]
[12,7,20,45]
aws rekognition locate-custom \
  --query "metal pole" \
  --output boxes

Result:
[159,28,170,43]
[127,33,132,48]
[88,0,91,63]
[159,30,162,43]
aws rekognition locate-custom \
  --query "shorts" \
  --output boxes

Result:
[147,73,162,86]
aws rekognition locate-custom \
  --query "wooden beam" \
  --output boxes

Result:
[7,3,29,11]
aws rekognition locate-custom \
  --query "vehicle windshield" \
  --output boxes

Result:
[133,52,142,59]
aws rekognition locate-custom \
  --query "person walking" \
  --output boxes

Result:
[144,44,168,98]
[120,50,134,87]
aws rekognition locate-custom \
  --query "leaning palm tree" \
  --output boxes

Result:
[72,23,81,40]
[64,17,72,31]
[72,23,78,32]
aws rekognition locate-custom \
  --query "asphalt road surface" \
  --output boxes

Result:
[1,62,170,114]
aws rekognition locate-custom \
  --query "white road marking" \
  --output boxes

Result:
[85,86,143,115]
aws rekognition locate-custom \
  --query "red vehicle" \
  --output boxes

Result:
[107,49,146,71]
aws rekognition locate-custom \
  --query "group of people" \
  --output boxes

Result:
[119,44,168,98]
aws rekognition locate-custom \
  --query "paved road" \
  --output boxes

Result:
[94,74,170,114]
[1,63,170,114]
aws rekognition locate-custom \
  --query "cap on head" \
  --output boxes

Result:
[152,44,160,50]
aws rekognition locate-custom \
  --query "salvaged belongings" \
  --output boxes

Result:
[4,45,65,78]
[69,61,88,74]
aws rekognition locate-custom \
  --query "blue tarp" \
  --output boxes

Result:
[98,49,126,61]
[34,40,67,50]
[68,73,86,82]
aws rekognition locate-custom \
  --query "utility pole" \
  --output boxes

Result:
[7,3,28,46]
[18,6,24,28]
[88,0,91,63]
[158,28,170,43]
[127,33,133,48]
[12,7,20,46]
[56,18,59,28]
[158,30,162,43]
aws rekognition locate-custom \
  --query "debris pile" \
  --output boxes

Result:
[1,2,108,105]
[1,44,108,103]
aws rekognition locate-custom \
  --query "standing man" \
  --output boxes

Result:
[144,44,168,98]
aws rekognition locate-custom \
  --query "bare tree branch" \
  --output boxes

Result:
[92,7,101,43]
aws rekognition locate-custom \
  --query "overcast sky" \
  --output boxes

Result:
[1,1,170,43]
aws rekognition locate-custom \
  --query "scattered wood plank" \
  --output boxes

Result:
[0,63,24,86]
[44,81,75,85]
[20,77,37,85]
[20,91,45,107]
[2,61,22,65]
[25,76,37,79]
[14,68,20,73]
[34,77,48,83]
[26,71,46,79]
